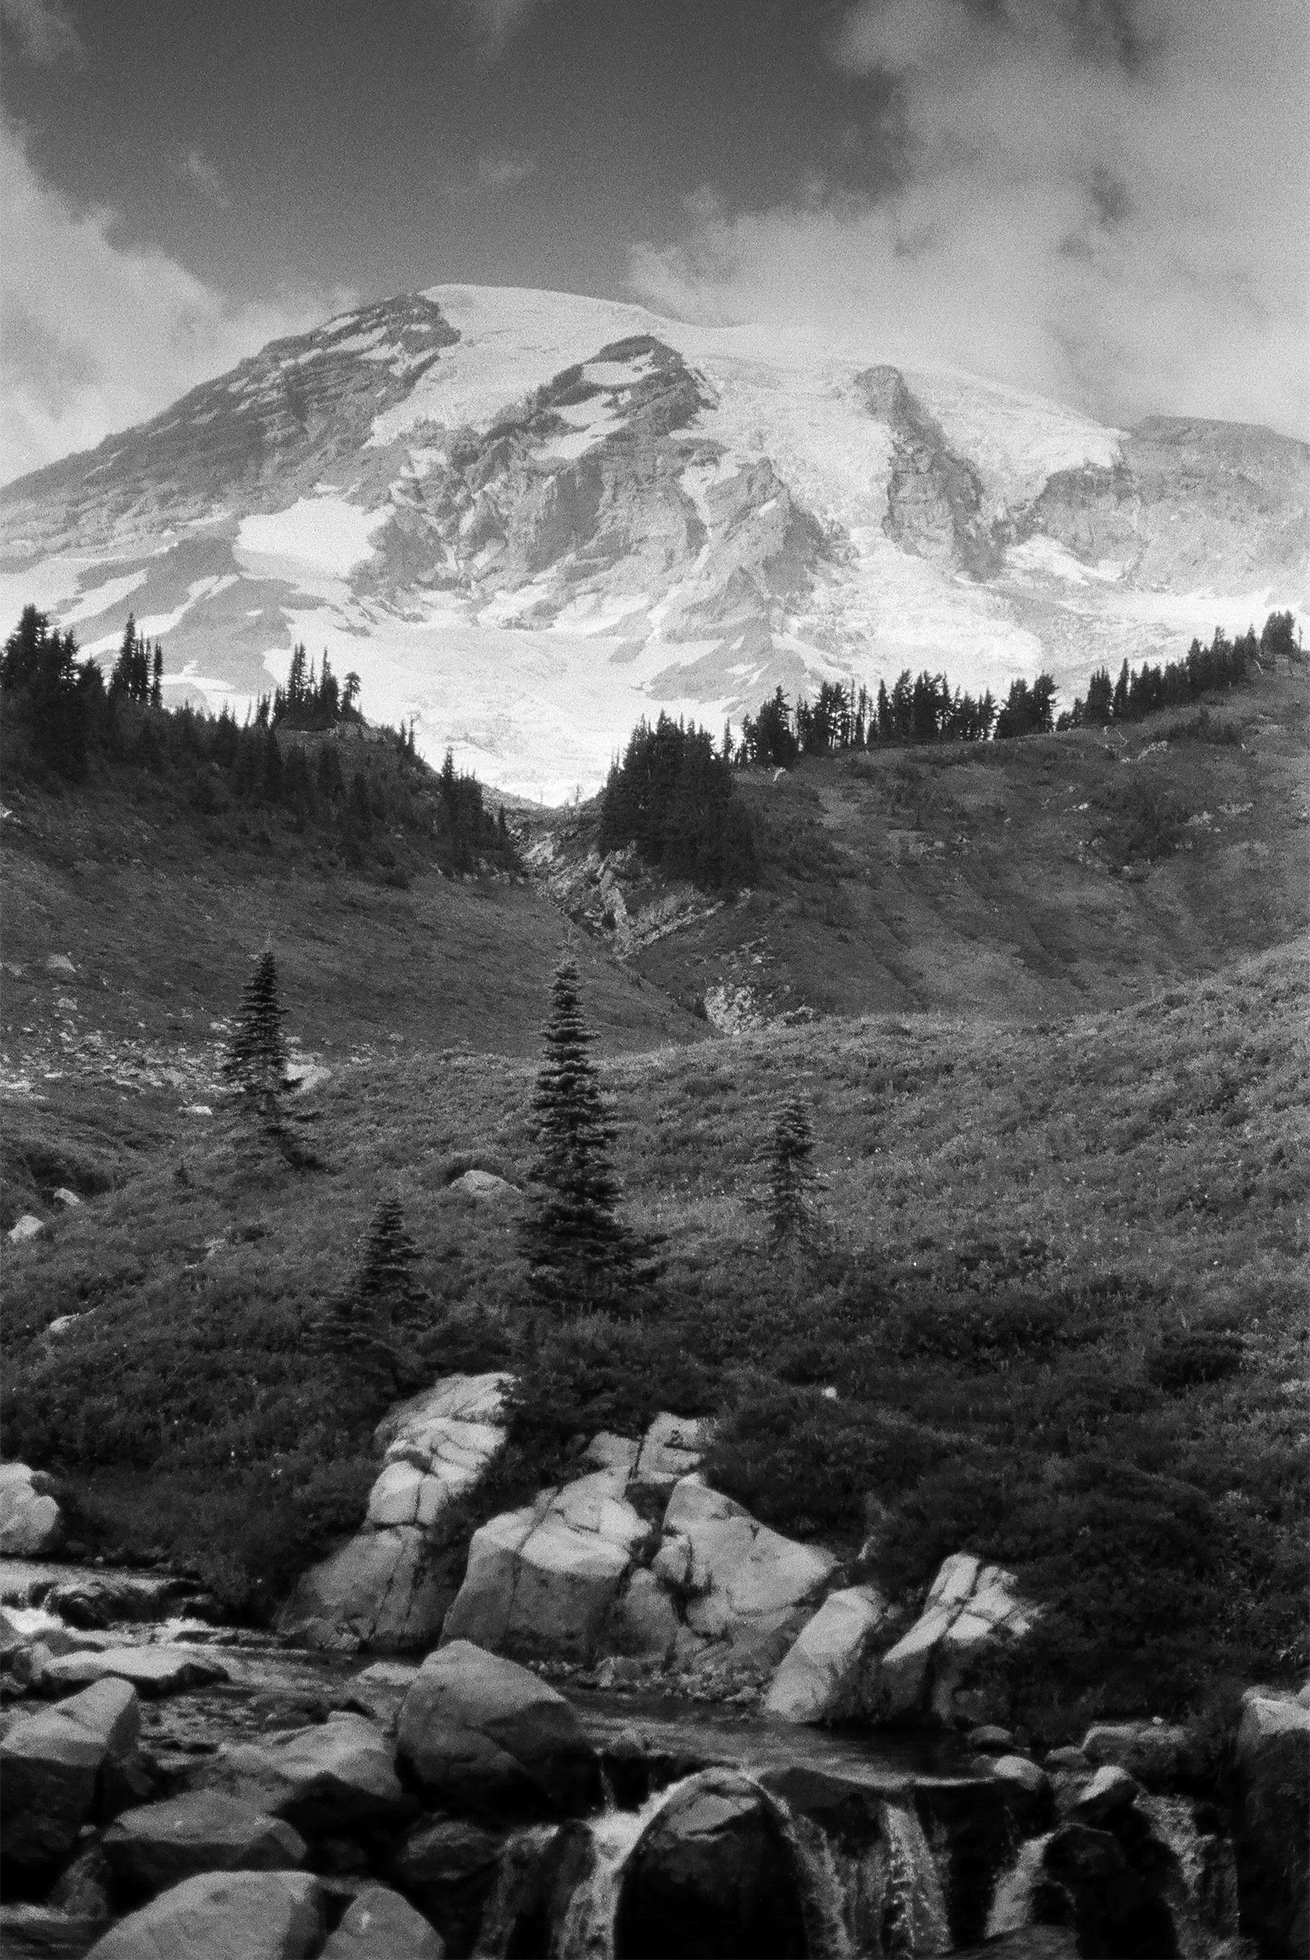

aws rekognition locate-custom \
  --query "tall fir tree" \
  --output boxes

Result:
[768,1095,819,1255]
[520,959,643,1314]
[306,1198,426,1393]
[221,951,290,1139]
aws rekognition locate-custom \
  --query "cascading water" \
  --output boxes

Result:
[473,1824,563,1959]
[872,1799,953,1957]
[548,1790,669,1960]
[1137,1794,1245,1960]
[985,1831,1055,1939]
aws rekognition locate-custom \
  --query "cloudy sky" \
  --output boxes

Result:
[2,0,1305,483]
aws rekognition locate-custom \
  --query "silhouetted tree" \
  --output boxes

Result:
[222,951,290,1142]
[768,1095,819,1254]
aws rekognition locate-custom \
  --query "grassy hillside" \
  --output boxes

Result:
[6,934,1306,1737]
[537,668,1309,1024]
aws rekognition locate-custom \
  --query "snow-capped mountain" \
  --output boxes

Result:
[2,285,1306,800]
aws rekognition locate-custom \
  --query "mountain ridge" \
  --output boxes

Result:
[2,283,1306,800]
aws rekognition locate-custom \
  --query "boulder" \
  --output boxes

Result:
[606,1568,680,1664]
[35,1645,227,1698]
[613,1768,809,1960]
[44,1574,193,1630]
[1067,1763,1140,1824]
[85,1870,324,1960]
[765,1585,887,1723]
[281,1526,455,1653]
[0,1461,65,1556]
[281,1374,512,1653]
[391,1817,503,1952]
[1232,1689,1309,1958]
[449,1169,516,1200]
[872,1552,1034,1724]
[0,1678,140,1869]
[989,1755,1050,1799]
[658,1476,837,1668]
[441,1472,652,1665]
[8,1214,43,1245]
[1081,1719,1195,1788]
[102,1791,307,1898]
[321,1885,445,1958]
[397,1640,599,1814]
[201,1714,409,1835]
[630,1413,713,1496]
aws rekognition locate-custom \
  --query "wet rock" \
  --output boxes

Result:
[765,1585,887,1723]
[201,1714,409,1836]
[1080,1719,1195,1789]
[969,1724,1016,1754]
[659,1475,837,1668]
[35,1646,228,1699]
[1043,1746,1090,1772]
[321,1884,445,1957]
[0,1679,139,1870]
[0,1903,108,1958]
[1041,1823,1178,1959]
[613,1768,808,1959]
[604,1568,680,1665]
[47,1843,113,1924]
[989,1755,1049,1799]
[0,1462,65,1556]
[1232,1689,1309,1958]
[42,1575,195,1630]
[391,1816,503,1952]
[1068,1762,1140,1825]
[397,1640,599,1815]
[85,1869,325,1960]
[872,1552,1034,1725]
[102,1791,307,1898]
[442,1472,652,1666]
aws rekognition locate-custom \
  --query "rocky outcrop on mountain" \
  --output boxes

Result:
[280,1372,512,1652]
[859,365,1003,578]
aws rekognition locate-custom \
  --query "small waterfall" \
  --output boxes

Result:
[1137,1794,1244,1960]
[985,1832,1054,1939]
[549,1795,665,1960]
[758,1798,856,1960]
[874,1799,952,1957]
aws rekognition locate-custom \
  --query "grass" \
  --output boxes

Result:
[5,931,1306,1738]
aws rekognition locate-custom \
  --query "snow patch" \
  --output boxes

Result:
[236,498,390,582]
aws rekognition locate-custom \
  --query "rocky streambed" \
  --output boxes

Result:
[4,1558,1303,1960]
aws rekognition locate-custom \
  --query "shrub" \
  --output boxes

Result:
[1147,1328,1244,1392]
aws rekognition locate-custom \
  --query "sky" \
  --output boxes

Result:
[1,0,1306,484]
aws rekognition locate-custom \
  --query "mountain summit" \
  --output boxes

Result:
[2,285,1306,798]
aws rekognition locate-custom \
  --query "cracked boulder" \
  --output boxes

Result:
[200,1714,410,1837]
[656,1475,837,1669]
[0,1677,140,1871]
[0,1460,65,1556]
[870,1553,1034,1725]
[280,1372,512,1652]
[764,1585,888,1723]
[441,1470,653,1665]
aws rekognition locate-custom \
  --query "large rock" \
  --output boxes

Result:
[613,1768,809,1960]
[1081,1719,1196,1788]
[441,1471,652,1665]
[102,1791,307,1898]
[583,1411,713,1497]
[0,1903,111,1957]
[872,1552,1034,1724]
[321,1885,445,1958]
[281,1372,512,1653]
[279,1527,455,1652]
[35,1645,228,1698]
[391,1817,503,1954]
[85,1870,324,1960]
[0,1679,139,1870]
[765,1585,887,1723]
[201,1713,409,1835]
[1232,1689,1310,1958]
[397,1640,599,1814]
[657,1475,837,1668]
[606,1568,681,1664]
[0,1461,65,1556]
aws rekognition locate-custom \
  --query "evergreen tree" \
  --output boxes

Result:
[768,1095,819,1254]
[221,951,290,1139]
[520,959,645,1314]
[306,1198,427,1393]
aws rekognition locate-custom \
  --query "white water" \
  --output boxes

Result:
[874,1799,953,1957]
[985,1831,1054,1938]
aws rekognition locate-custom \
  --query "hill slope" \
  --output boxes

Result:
[2,285,1306,798]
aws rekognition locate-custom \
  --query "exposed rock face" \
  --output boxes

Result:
[657,1475,838,1668]
[764,1585,887,1723]
[200,1714,409,1836]
[0,1461,65,1556]
[1232,1689,1310,1958]
[84,1870,325,1960]
[442,1471,653,1666]
[872,1553,1034,1725]
[858,365,1002,578]
[280,1372,513,1652]
[613,1769,809,1960]
[321,1884,445,1958]
[397,1640,599,1815]
[0,1678,139,1870]
[102,1791,307,1899]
